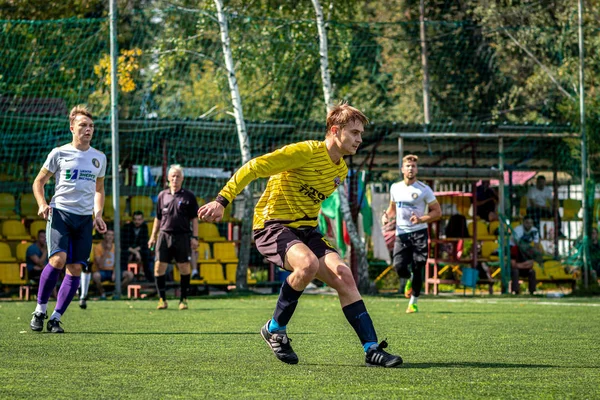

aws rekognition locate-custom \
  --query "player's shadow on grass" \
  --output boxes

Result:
[71,331,317,336]
[405,362,555,369]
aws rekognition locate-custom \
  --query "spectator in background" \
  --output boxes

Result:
[526,176,563,237]
[92,229,134,299]
[510,215,542,295]
[122,210,152,283]
[476,180,498,222]
[26,230,48,282]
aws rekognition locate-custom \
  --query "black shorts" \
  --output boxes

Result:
[47,208,93,267]
[253,224,337,270]
[392,229,429,277]
[156,232,191,264]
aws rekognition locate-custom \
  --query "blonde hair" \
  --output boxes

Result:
[326,102,369,137]
[402,154,419,164]
[168,164,184,178]
[69,105,93,124]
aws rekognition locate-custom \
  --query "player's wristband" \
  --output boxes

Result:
[215,194,230,208]
[191,235,199,240]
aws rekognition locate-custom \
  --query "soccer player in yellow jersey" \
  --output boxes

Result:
[198,103,402,368]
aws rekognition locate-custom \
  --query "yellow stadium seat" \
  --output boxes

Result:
[0,193,17,219]
[0,262,27,285]
[467,220,495,240]
[198,223,226,242]
[247,269,257,285]
[197,241,217,263]
[488,220,500,236]
[0,242,16,262]
[225,263,237,284]
[16,242,32,263]
[20,193,41,219]
[130,195,154,218]
[200,263,229,285]
[481,241,498,260]
[436,195,471,217]
[29,220,47,239]
[213,241,238,263]
[519,196,528,217]
[562,199,581,221]
[104,195,128,221]
[2,220,31,240]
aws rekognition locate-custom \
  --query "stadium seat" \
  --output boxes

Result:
[519,196,528,217]
[1,220,31,240]
[198,223,226,242]
[0,242,16,262]
[481,241,498,260]
[197,241,217,263]
[0,262,27,285]
[488,220,500,236]
[467,220,495,240]
[225,263,237,284]
[436,195,471,217]
[104,195,128,221]
[16,242,32,263]
[200,263,229,285]
[213,241,238,263]
[146,220,154,236]
[29,220,47,239]
[130,195,154,218]
[0,193,17,219]
[20,193,41,219]
[562,199,581,221]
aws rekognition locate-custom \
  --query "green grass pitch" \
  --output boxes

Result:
[1,295,599,399]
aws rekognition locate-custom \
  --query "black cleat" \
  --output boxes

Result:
[47,318,64,333]
[365,340,403,368]
[79,297,87,309]
[260,320,298,365]
[30,312,47,332]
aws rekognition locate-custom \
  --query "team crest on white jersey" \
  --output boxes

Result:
[92,158,100,168]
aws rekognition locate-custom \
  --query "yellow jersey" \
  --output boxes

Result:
[218,140,347,229]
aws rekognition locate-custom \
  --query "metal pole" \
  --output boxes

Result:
[109,0,121,298]
[498,138,508,293]
[578,0,588,288]
[398,136,403,174]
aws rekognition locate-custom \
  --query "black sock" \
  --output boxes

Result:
[156,275,167,301]
[342,300,378,345]
[272,278,304,327]
[180,273,190,301]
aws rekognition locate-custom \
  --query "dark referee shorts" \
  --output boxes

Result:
[47,208,93,267]
[253,223,338,270]
[156,231,191,264]
[392,228,429,278]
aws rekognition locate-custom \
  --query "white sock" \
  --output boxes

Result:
[50,311,62,321]
[192,269,198,275]
[35,303,47,314]
[80,272,91,299]
[409,295,418,306]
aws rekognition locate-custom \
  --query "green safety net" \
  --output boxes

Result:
[1,4,598,276]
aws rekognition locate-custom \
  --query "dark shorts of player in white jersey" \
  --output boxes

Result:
[47,208,93,267]
[392,228,429,277]
[253,223,338,270]
[156,232,191,263]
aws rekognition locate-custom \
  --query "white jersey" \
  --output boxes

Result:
[390,180,436,234]
[43,144,107,216]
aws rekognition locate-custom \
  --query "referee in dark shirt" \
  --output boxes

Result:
[148,164,199,310]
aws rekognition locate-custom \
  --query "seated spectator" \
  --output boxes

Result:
[25,230,48,282]
[92,230,134,299]
[121,211,152,283]
[526,175,563,237]
[510,215,542,294]
[476,180,498,222]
